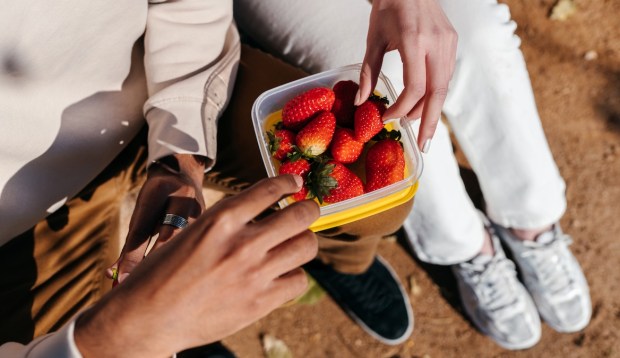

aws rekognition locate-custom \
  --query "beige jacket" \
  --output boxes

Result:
[0,0,240,245]
[0,0,239,355]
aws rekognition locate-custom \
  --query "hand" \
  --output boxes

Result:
[107,154,207,284]
[356,0,457,152]
[75,175,320,358]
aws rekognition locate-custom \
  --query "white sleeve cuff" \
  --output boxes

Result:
[27,319,82,358]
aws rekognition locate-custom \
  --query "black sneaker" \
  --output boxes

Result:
[177,342,236,358]
[304,256,413,345]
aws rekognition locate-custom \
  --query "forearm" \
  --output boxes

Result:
[144,0,240,169]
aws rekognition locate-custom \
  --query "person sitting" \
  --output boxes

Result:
[234,0,591,349]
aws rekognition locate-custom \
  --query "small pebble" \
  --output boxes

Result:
[584,50,598,61]
[384,235,397,243]
[550,0,577,21]
[409,275,422,296]
[262,334,293,358]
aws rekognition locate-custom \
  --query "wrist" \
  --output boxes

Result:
[74,295,173,358]
[74,304,118,358]
[153,154,207,184]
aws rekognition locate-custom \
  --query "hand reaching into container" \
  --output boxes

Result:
[356,0,458,153]
[76,175,319,357]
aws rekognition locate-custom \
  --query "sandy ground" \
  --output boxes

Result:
[206,1,620,357]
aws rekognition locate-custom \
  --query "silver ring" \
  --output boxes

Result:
[162,214,188,229]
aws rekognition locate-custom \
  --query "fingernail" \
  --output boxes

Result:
[421,138,432,153]
[118,272,130,284]
[354,90,362,106]
[292,174,303,188]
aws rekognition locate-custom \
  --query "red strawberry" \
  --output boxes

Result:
[365,136,405,192]
[282,87,336,130]
[295,111,336,157]
[279,158,311,201]
[332,80,359,127]
[267,127,296,161]
[309,161,364,204]
[330,128,364,164]
[354,95,389,142]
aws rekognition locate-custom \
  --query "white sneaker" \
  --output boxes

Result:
[493,223,592,332]
[452,224,541,350]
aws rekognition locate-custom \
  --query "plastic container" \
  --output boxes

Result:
[252,64,423,232]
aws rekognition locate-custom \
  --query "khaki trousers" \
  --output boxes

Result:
[0,46,412,344]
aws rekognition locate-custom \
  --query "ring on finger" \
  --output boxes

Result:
[161,213,189,230]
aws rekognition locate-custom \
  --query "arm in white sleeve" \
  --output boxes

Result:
[0,320,82,358]
[143,0,240,171]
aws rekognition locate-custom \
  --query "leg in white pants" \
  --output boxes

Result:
[234,0,566,265]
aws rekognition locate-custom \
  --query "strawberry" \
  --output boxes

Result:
[332,80,359,127]
[282,87,336,130]
[267,127,296,161]
[279,158,311,201]
[354,95,389,142]
[308,161,364,204]
[330,128,364,164]
[295,111,336,157]
[365,133,405,192]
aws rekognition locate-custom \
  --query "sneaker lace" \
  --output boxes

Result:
[461,257,520,318]
[521,233,575,296]
[332,272,395,313]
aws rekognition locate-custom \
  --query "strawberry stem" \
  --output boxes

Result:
[368,94,390,106]
[372,128,402,141]
[306,160,337,204]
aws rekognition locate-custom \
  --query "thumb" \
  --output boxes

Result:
[115,234,153,284]
[105,238,152,285]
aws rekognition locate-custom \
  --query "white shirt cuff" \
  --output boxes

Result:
[27,319,82,358]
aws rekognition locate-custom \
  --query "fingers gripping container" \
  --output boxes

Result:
[252,64,423,232]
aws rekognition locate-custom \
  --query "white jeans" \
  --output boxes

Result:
[234,0,567,265]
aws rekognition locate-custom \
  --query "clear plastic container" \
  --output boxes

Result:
[252,64,423,231]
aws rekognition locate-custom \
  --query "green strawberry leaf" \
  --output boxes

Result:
[286,147,303,162]
[267,131,281,155]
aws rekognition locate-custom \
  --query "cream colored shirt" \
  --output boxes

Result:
[0,0,239,355]
[0,0,240,245]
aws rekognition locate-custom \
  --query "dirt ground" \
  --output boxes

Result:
[218,1,620,357]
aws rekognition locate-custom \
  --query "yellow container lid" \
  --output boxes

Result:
[309,181,419,232]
